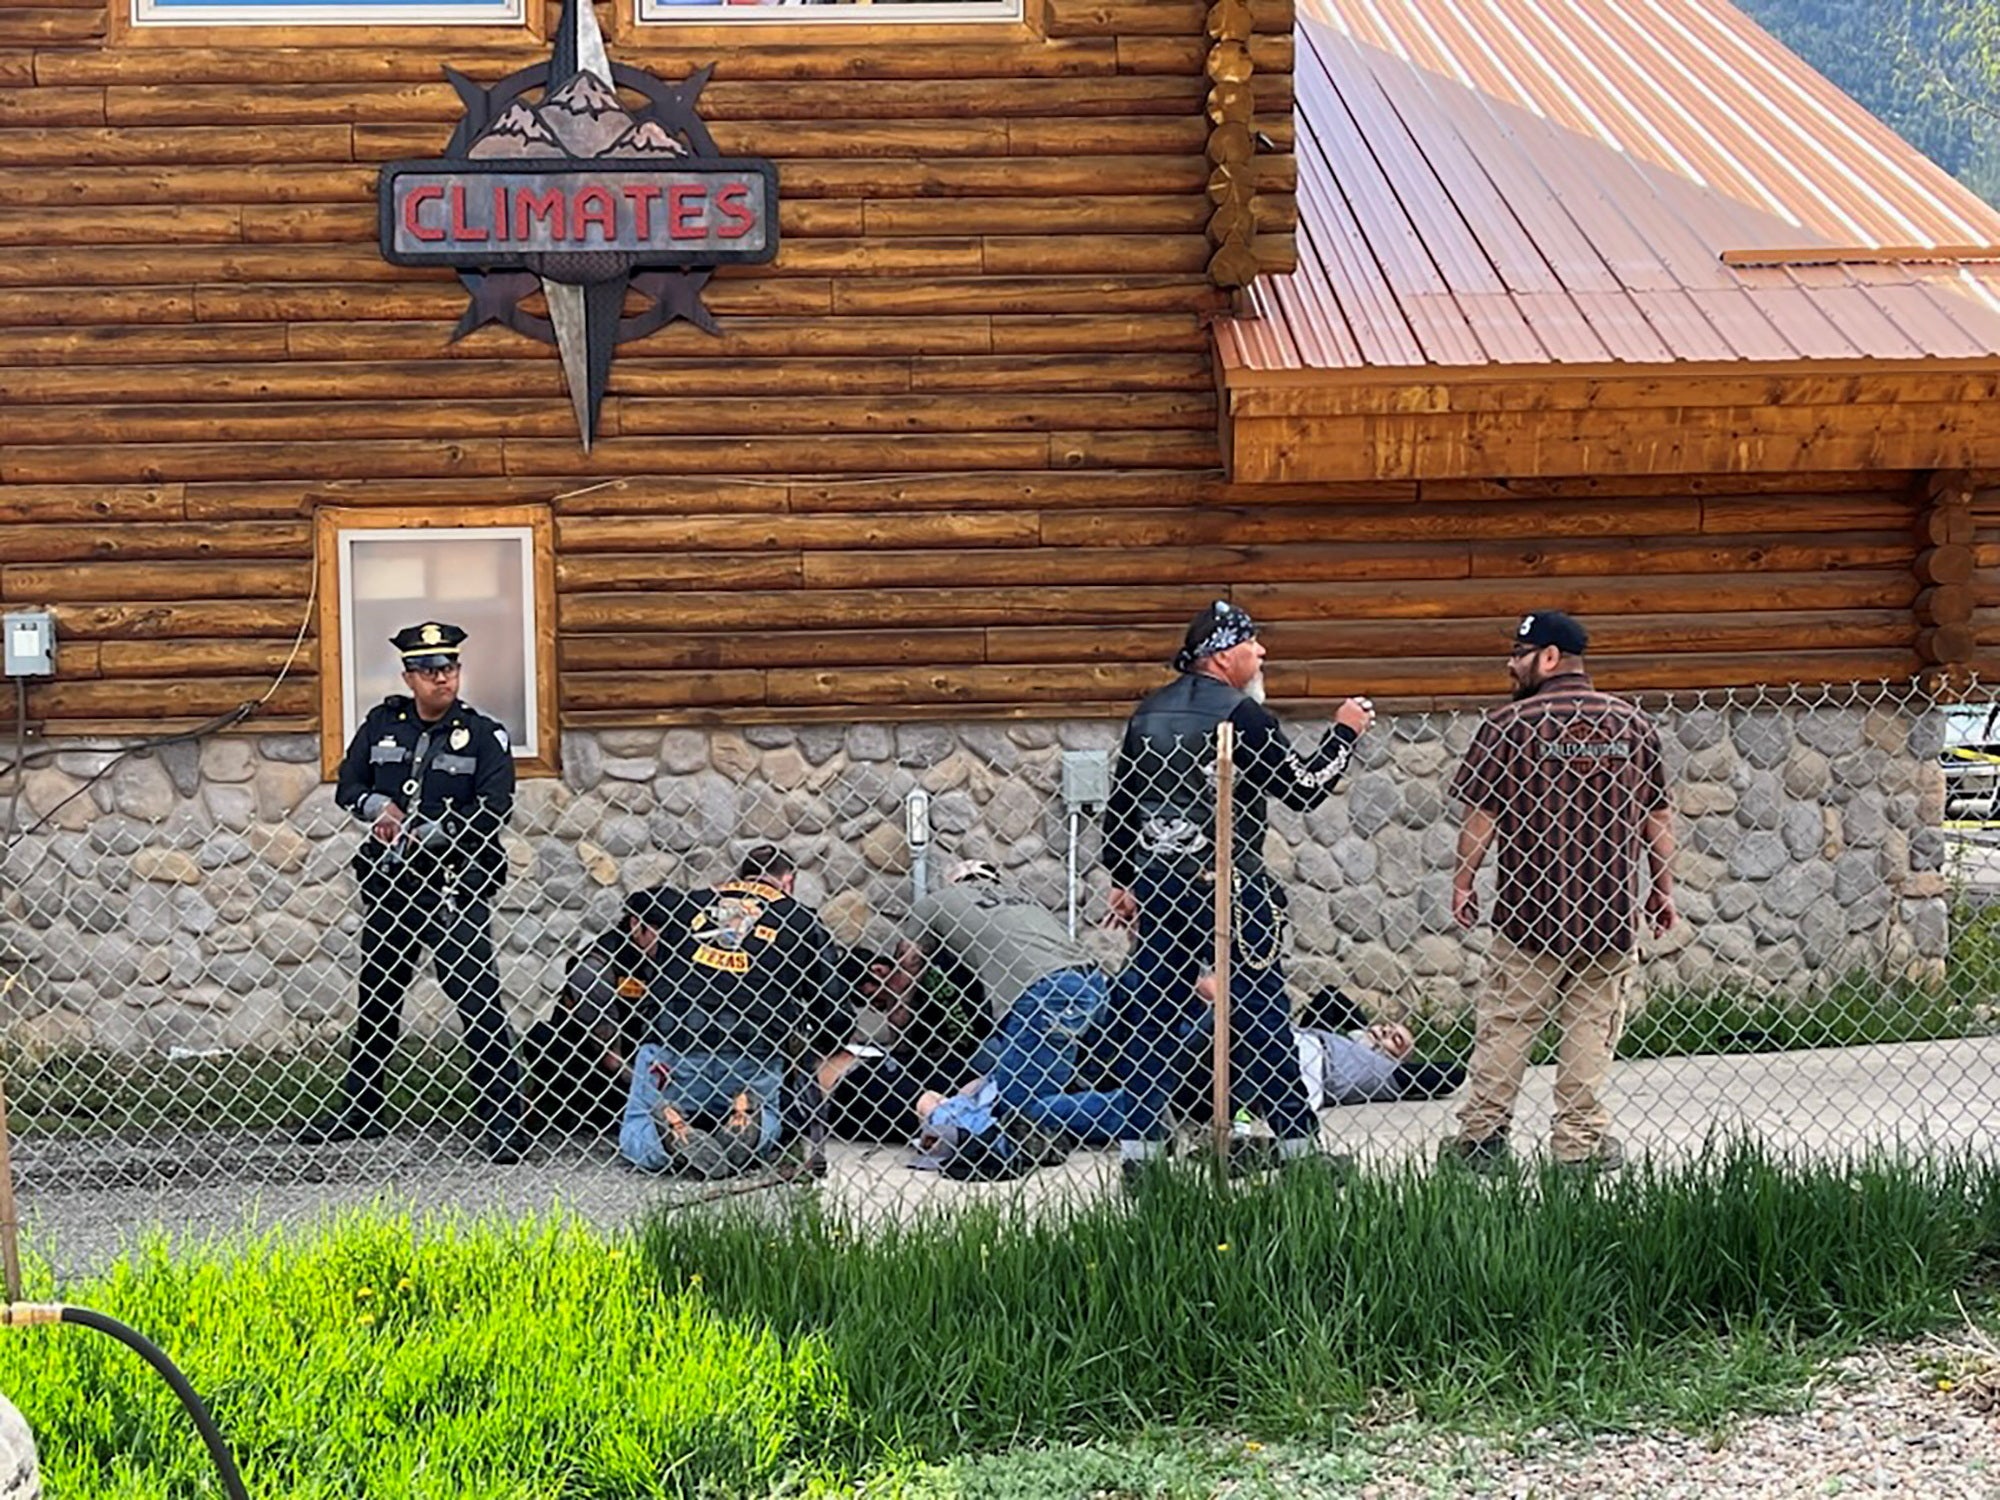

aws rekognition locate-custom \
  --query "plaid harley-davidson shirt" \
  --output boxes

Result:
[1451,670,1669,958]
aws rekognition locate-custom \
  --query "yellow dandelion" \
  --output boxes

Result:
[1939,1378,1956,1392]
[356,1312,375,1328]
[395,1277,414,1293]
[1244,1441,1263,1454]
[607,1249,624,1262]
[1216,1242,1232,1253]
[355,1286,375,1301]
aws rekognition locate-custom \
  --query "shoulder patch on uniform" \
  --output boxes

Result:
[458,702,509,751]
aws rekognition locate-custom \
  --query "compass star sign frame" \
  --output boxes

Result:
[378,0,779,450]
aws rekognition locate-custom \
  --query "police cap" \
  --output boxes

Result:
[392,621,468,672]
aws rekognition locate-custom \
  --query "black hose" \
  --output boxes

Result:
[51,1306,253,1500]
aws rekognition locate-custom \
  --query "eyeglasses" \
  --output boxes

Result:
[410,665,461,681]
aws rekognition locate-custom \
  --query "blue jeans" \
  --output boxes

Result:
[617,1043,783,1172]
[979,969,1108,1109]
[1106,868,1315,1143]
[928,1076,1134,1146]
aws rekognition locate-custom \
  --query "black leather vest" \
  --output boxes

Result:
[1116,673,1266,880]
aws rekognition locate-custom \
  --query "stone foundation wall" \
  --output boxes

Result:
[0,701,1952,1056]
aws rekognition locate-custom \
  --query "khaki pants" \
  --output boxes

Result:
[1457,938,1634,1162]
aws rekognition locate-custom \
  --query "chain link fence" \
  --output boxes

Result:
[0,680,1997,1276]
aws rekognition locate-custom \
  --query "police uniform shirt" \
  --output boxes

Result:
[335,695,516,891]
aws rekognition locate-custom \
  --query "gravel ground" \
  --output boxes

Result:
[1333,1341,2000,1499]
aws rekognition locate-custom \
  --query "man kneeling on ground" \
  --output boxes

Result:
[617,845,844,1178]
[523,888,668,1136]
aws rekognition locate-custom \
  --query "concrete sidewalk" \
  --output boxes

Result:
[16,1033,2000,1279]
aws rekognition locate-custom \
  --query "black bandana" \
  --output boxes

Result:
[1174,601,1257,673]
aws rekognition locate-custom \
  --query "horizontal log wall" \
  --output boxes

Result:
[545,469,1931,717]
[1973,481,2000,686]
[0,462,1935,725]
[0,0,1957,734]
[0,0,1274,733]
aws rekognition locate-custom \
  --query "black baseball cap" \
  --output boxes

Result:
[1513,610,1588,656]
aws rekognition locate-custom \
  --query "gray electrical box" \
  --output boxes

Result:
[1060,749,1111,812]
[2,612,53,676]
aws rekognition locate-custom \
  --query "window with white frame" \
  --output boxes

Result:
[638,0,1020,23]
[317,509,557,777]
[131,0,523,26]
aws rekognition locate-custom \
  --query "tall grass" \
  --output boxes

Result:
[0,1215,852,1500]
[1397,974,1993,1067]
[0,1146,1994,1497]
[2,1038,472,1142]
[642,1141,2000,1451]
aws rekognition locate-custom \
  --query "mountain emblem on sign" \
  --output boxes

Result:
[377,1,780,449]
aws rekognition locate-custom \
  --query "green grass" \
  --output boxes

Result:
[1616,974,1992,1058]
[0,1215,853,1500]
[0,1037,473,1142]
[1397,970,1994,1069]
[2,1147,1996,1497]
[642,1141,2000,1455]
[1948,893,2000,990]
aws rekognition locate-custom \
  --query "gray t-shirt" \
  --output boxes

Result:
[1295,1027,1402,1108]
[909,882,1097,1024]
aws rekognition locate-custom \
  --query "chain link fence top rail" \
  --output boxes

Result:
[0,680,1996,1276]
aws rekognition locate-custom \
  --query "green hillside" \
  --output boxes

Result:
[1733,0,2000,204]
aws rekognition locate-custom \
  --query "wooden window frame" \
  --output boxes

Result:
[315,504,560,781]
[620,0,1038,42]
[111,0,541,48]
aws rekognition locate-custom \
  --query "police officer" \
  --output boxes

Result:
[1100,600,1376,1182]
[301,621,526,1163]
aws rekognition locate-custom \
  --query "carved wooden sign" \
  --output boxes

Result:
[377,1,780,449]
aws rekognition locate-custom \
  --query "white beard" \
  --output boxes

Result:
[1245,672,1268,704]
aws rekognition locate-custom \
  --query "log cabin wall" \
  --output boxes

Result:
[0,0,1963,744]
[0,0,1302,736]
[1975,480,2000,685]
[1122,470,1930,706]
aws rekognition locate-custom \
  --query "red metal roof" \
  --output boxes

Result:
[1218,0,2000,374]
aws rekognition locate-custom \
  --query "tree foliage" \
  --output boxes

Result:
[1733,0,2000,204]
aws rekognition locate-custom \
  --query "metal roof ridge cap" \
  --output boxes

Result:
[1218,352,2000,391]
[1722,245,2000,267]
